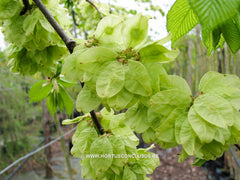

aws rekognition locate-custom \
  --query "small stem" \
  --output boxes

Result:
[53,113,73,180]
[71,9,78,38]
[90,110,105,135]
[86,0,103,19]
[33,0,76,53]
[20,0,31,15]
[235,144,240,151]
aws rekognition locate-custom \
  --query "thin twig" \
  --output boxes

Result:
[90,110,104,135]
[33,0,76,53]
[235,144,240,151]
[71,9,78,38]
[20,0,31,15]
[33,0,105,134]
[86,0,103,19]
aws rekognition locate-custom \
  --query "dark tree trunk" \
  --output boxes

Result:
[43,99,53,178]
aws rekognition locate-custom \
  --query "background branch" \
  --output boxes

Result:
[33,0,76,53]
[20,0,31,15]
[86,0,103,19]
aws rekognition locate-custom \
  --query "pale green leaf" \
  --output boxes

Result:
[0,0,21,20]
[57,77,76,88]
[62,115,89,125]
[197,141,229,160]
[193,94,234,128]
[150,89,192,116]
[81,158,96,180]
[142,128,158,143]
[214,127,230,145]
[199,71,223,92]
[125,103,150,133]
[71,126,98,157]
[71,121,89,144]
[175,111,188,144]
[139,43,179,63]
[167,0,198,45]
[90,137,113,174]
[108,135,128,167]
[188,107,216,143]
[160,74,192,95]
[23,9,40,35]
[180,119,198,155]
[76,85,101,113]
[122,13,150,49]
[124,60,152,96]
[155,108,184,145]
[123,166,137,180]
[94,15,125,51]
[76,46,117,64]
[147,108,162,129]
[39,14,55,33]
[107,88,134,110]
[96,61,125,98]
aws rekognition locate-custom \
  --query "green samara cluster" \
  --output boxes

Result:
[63,13,240,162]
[63,108,159,180]
[0,0,70,75]
[136,71,240,162]
[62,14,178,112]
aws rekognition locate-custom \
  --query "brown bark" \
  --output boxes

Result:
[43,99,53,178]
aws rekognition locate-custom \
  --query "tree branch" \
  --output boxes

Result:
[71,9,78,38]
[33,0,76,53]
[90,111,105,135]
[20,0,31,15]
[86,0,103,19]
[33,0,105,134]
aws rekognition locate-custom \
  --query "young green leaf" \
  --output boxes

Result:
[193,94,234,128]
[150,89,192,116]
[124,60,152,96]
[23,9,40,36]
[76,46,118,64]
[71,126,98,157]
[139,43,179,63]
[125,103,150,133]
[96,61,125,98]
[76,85,101,113]
[90,137,113,174]
[121,13,150,49]
[188,107,216,143]
[188,0,240,31]
[107,88,134,110]
[59,85,74,116]
[123,166,137,180]
[46,92,57,116]
[221,18,240,54]
[167,0,198,46]
[29,80,53,102]
[0,0,21,20]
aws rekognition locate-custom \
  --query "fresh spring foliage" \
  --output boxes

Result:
[63,108,159,179]
[167,0,240,54]
[1,0,240,179]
